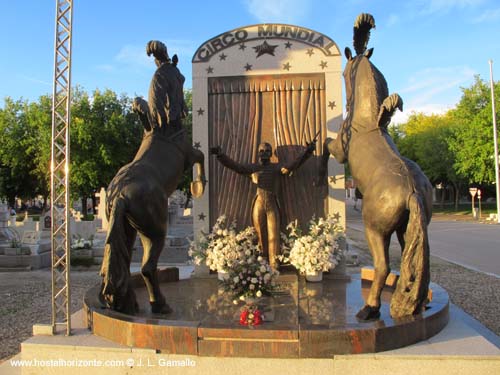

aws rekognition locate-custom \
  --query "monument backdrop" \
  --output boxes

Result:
[192,24,344,233]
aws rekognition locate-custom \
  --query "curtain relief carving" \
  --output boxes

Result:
[209,74,327,229]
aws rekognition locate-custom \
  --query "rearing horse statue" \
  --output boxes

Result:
[320,14,433,319]
[99,41,206,315]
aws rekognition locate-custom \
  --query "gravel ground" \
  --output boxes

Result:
[346,226,500,337]
[0,268,101,362]
[1,227,499,363]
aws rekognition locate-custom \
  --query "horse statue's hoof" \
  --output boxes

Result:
[190,179,205,198]
[151,301,173,314]
[356,305,381,321]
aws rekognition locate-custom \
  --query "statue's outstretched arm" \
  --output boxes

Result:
[210,146,255,175]
[281,141,315,175]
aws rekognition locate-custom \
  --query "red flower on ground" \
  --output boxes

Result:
[239,306,263,326]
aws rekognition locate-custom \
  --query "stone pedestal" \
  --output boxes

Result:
[21,230,50,255]
[81,268,449,357]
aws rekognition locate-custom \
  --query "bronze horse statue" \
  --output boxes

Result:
[320,14,433,319]
[100,41,206,314]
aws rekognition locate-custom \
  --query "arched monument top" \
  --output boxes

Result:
[192,23,340,63]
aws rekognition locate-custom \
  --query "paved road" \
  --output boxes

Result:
[427,220,500,277]
[346,201,500,277]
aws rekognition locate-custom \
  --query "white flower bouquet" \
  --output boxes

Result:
[71,234,94,250]
[188,230,209,266]
[218,224,279,300]
[189,215,279,299]
[280,214,344,274]
[189,215,240,272]
[205,215,241,272]
[223,251,279,301]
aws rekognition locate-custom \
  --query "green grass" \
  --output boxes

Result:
[433,203,497,216]
[15,213,40,221]
[82,214,95,221]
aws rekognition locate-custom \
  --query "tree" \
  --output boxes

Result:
[177,89,193,204]
[0,87,199,212]
[182,89,193,140]
[392,112,465,209]
[23,95,52,208]
[0,97,41,206]
[70,88,143,212]
[448,75,500,185]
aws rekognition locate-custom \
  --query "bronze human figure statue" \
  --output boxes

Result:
[319,14,432,319]
[211,140,315,269]
[100,41,206,314]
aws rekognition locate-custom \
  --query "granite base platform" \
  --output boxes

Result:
[83,267,449,357]
[2,306,498,375]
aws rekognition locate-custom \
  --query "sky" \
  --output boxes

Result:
[1,0,499,124]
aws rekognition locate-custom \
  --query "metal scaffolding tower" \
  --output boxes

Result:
[50,0,73,335]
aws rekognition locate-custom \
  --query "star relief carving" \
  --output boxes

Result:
[198,213,206,221]
[253,41,278,58]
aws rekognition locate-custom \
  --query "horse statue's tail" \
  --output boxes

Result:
[390,192,430,318]
[99,196,137,313]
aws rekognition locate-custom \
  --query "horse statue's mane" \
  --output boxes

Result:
[353,13,375,55]
[345,13,400,129]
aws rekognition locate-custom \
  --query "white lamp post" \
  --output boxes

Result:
[489,60,500,224]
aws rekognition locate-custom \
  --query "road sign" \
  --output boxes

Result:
[469,188,478,197]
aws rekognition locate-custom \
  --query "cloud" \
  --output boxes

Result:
[164,40,197,62]
[115,44,151,68]
[393,65,476,124]
[243,0,310,23]
[387,14,401,27]
[471,8,500,23]
[97,39,196,75]
[417,0,485,14]
[114,40,196,67]
[19,75,51,87]
[392,103,452,124]
[95,64,115,72]
[401,66,476,103]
